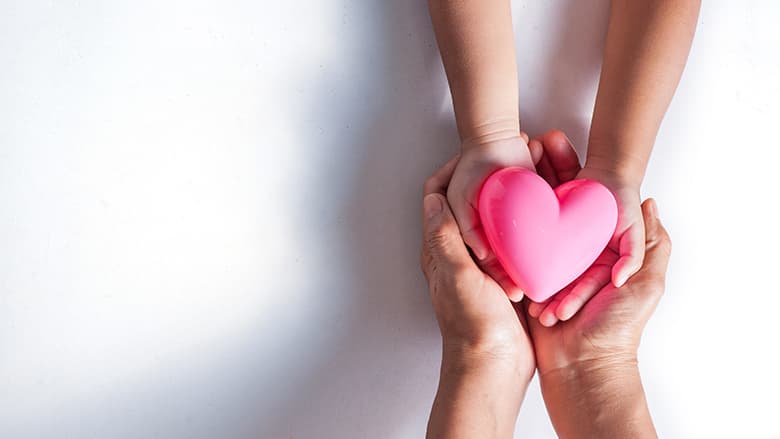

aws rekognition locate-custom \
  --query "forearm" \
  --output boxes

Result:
[540,358,656,439]
[587,0,700,185]
[428,0,520,145]
[427,351,528,439]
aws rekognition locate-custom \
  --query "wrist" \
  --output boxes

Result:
[585,131,653,187]
[460,117,521,150]
[580,159,643,191]
[442,340,533,384]
[431,348,531,439]
[540,355,656,439]
[539,352,639,389]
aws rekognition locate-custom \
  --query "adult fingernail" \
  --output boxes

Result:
[650,199,659,219]
[423,194,443,219]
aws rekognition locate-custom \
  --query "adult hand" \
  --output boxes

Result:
[526,197,670,439]
[421,155,535,438]
[527,131,644,326]
[527,196,671,375]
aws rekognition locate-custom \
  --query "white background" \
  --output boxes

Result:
[1,1,779,438]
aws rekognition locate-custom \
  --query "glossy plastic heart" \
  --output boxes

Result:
[479,167,618,302]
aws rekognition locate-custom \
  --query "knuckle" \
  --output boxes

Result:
[425,229,451,252]
[425,221,461,253]
[648,278,667,298]
[636,270,667,296]
[652,232,672,257]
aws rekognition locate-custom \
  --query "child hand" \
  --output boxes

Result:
[445,133,535,300]
[526,130,645,326]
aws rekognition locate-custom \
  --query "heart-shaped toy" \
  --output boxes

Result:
[478,167,618,302]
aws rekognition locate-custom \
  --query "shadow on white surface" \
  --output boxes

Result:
[251,1,658,438]
[255,1,454,437]
[0,0,726,437]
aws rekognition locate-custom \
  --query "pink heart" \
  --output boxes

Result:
[478,167,618,302]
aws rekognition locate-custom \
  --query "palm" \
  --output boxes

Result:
[528,238,665,374]
[577,167,644,263]
[527,131,645,325]
[445,268,536,366]
[423,152,535,370]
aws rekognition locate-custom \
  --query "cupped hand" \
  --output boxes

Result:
[526,196,671,376]
[526,130,645,325]
[421,154,535,378]
[578,164,645,288]
[446,134,535,301]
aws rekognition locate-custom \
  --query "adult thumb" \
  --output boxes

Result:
[422,193,474,274]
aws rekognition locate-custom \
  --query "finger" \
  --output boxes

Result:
[539,293,567,327]
[423,154,460,197]
[479,254,525,301]
[527,298,549,318]
[612,221,646,287]
[528,138,544,166]
[519,131,530,144]
[541,129,581,183]
[556,264,612,321]
[460,219,490,261]
[537,284,576,326]
[421,193,476,281]
[535,150,560,187]
[640,198,672,278]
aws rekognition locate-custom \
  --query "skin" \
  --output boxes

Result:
[528,136,672,438]
[421,155,535,438]
[422,147,672,438]
[528,0,700,325]
[428,0,535,301]
[429,0,699,321]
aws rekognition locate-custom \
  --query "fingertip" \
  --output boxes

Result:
[496,274,525,302]
[648,198,659,219]
[543,129,569,146]
[520,131,530,144]
[528,139,544,165]
[641,198,668,243]
[612,262,629,287]
[462,226,490,261]
[473,242,488,261]
[556,299,576,321]
[422,193,445,221]
[539,309,559,327]
[641,198,659,218]
[527,300,545,318]
[612,258,641,288]
[507,288,524,302]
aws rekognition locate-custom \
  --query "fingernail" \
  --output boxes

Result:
[423,194,443,219]
[650,199,660,219]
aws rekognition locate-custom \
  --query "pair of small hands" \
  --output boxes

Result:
[421,132,671,386]
[445,131,645,326]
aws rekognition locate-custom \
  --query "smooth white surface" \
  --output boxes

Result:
[1,1,779,438]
